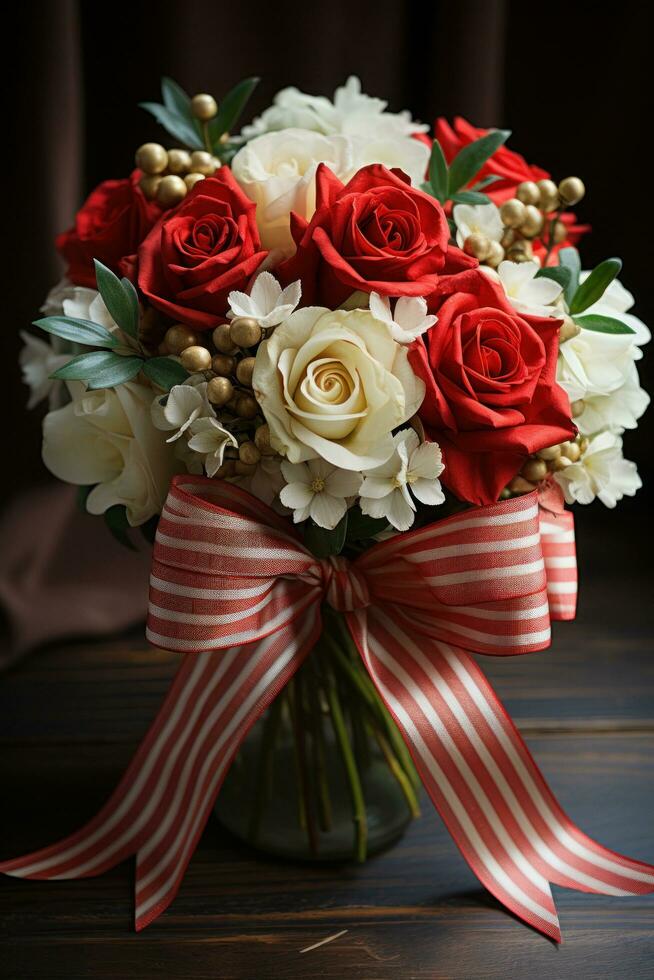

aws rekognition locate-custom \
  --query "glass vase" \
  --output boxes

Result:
[215,609,420,861]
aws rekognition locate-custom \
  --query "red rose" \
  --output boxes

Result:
[137,168,267,331]
[434,117,550,205]
[409,269,575,505]
[279,163,476,308]
[56,170,162,288]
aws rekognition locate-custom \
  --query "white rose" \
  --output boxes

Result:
[42,381,178,525]
[346,135,429,188]
[231,129,353,255]
[252,307,424,471]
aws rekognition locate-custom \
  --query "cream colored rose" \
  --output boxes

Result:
[252,308,425,470]
[42,381,179,525]
[231,128,353,256]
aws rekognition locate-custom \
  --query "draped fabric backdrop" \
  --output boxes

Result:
[3,0,653,511]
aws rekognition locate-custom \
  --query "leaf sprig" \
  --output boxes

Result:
[140,76,260,158]
[422,129,510,207]
[37,260,188,391]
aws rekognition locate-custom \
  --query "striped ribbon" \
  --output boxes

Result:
[2,475,652,941]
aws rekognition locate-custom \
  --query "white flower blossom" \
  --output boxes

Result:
[242,75,428,141]
[557,322,648,435]
[19,331,70,409]
[151,383,213,443]
[187,417,238,477]
[228,272,302,329]
[359,429,445,531]
[553,431,641,508]
[453,202,503,249]
[369,292,437,344]
[280,458,361,529]
[486,260,563,317]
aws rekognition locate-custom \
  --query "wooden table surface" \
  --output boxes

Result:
[1,508,653,979]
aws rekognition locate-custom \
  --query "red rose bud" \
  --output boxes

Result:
[137,168,268,331]
[279,163,476,308]
[56,170,162,288]
[409,270,576,506]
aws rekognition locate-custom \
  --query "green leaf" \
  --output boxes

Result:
[34,316,117,348]
[139,101,204,149]
[345,507,389,541]
[104,505,137,551]
[161,76,191,117]
[447,129,511,195]
[450,190,491,206]
[143,356,189,390]
[535,266,571,292]
[558,246,581,306]
[572,314,635,335]
[93,260,140,338]
[208,77,260,146]
[569,257,622,315]
[470,174,502,191]
[427,139,449,202]
[303,512,348,558]
[52,350,143,388]
[120,277,140,339]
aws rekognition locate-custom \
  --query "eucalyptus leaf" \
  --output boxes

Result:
[572,314,635,335]
[143,356,189,390]
[104,505,137,551]
[569,257,622,315]
[303,512,348,558]
[208,76,260,146]
[447,129,511,195]
[34,316,117,348]
[427,139,448,202]
[450,190,491,206]
[52,350,143,388]
[558,246,581,306]
[94,260,139,338]
[139,101,204,149]
[535,266,571,291]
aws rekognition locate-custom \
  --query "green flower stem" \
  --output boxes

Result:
[370,723,421,819]
[202,121,212,154]
[289,673,318,856]
[322,614,420,792]
[324,660,368,862]
[307,660,333,832]
[247,693,284,845]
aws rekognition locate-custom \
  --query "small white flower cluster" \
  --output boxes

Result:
[280,428,445,532]
[151,379,237,478]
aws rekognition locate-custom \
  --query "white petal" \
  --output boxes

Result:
[411,477,445,506]
[280,480,315,510]
[280,460,311,485]
[228,290,256,319]
[251,270,283,313]
[369,291,394,325]
[324,468,362,497]
[408,440,444,480]
[310,491,347,529]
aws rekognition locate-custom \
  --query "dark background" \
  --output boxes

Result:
[4,0,653,525]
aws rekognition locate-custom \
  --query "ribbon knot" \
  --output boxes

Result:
[320,555,370,612]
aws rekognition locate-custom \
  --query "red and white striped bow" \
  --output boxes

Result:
[2,475,652,940]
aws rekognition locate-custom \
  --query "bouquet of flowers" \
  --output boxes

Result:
[9,75,653,941]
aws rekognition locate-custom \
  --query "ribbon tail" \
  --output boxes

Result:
[0,614,319,931]
[349,607,654,943]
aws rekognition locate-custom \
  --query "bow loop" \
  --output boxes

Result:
[320,556,370,612]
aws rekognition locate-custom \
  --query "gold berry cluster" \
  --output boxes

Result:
[502,433,588,498]
[135,93,223,208]
[462,176,586,270]
[160,319,275,477]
